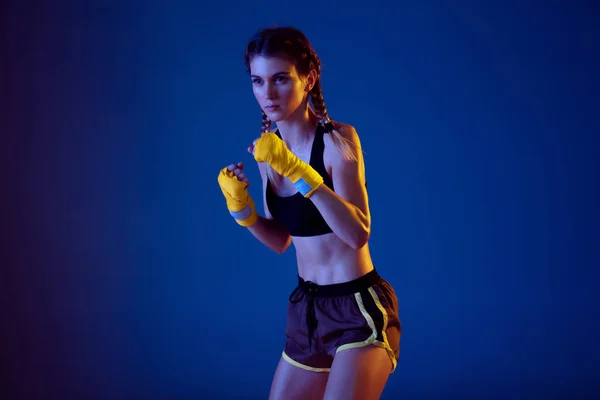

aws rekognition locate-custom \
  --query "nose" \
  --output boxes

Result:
[265,82,277,99]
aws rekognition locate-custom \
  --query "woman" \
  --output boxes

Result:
[217,26,401,400]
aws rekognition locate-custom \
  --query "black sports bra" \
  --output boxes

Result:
[265,123,334,237]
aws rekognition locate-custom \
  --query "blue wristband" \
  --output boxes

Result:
[230,205,253,221]
[294,178,314,197]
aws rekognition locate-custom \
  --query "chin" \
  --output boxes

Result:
[265,110,287,123]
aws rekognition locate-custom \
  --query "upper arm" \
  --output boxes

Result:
[257,161,274,219]
[324,122,370,223]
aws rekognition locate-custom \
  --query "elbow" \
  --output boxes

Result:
[345,211,371,250]
[273,246,287,254]
[273,236,292,254]
[348,226,370,250]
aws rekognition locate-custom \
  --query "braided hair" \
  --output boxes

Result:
[245,26,360,186]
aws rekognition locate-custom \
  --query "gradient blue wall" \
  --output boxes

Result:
[2,1,599,398]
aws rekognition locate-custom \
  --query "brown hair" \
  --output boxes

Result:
[244,26,359,186]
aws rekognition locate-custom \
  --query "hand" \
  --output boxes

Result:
[251,132,324,198]
[252,132,289,168]
[248,140,266,163]
[227,161,250,185]
[217,161,257,227]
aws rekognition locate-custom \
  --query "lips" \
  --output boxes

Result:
[265,105,280,111]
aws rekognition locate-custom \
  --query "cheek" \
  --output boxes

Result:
[252,86,262,100]
[283,82,304,104]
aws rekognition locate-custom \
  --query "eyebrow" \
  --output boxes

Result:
[250,71,291,78]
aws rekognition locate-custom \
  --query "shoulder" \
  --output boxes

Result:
[326,121,361,145]
[323,121,364,165]
[322,121,369,213]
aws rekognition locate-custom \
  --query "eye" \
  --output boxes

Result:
[252,78,262,84]
[275,76,288,83]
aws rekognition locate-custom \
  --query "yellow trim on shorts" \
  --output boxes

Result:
[281,351,331,373]
[335,287,398,373]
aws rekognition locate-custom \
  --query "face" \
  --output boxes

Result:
[249,55,314,122]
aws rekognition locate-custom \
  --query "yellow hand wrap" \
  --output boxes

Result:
[253,132,324,198]
[217,167,258,227]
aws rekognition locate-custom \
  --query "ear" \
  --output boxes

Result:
[305,69,317,92]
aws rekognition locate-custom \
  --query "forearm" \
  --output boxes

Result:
[308,184,370,249]
[247,215,292,254]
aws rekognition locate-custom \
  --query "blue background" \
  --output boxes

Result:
[2,1,599,398]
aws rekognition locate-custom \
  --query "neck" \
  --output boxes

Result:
[275,102,319,150]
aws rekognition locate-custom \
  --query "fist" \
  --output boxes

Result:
[252,132,288,165]
[225,161,249,185]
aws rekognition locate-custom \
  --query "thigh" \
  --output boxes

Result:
[269,356,329,400]
[323,346,392,400]
[319,279,401,372]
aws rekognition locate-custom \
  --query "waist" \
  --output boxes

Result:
[296,268,382,298]
[294,233,371,262]
[295,238,372,278]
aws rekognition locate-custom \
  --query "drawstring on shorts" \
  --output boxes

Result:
[289,281,319,352]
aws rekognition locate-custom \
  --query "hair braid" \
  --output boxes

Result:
[309,80,329,123]
[261,111,272,133]
[309,53,359,162]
